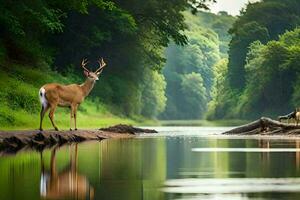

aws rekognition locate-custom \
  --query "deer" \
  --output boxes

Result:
[278,110,296,124]
[278,108,300,126]
[39,58,107,131]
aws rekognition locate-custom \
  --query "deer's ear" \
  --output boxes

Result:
[84,70,89,77]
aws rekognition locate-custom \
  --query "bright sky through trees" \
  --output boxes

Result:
[209,0,260,15]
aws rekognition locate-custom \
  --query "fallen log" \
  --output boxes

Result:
[223,117,300,135]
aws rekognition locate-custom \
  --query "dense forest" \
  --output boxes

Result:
[2,0,300,128]
[208,0,300,120]
[0,0,218,128]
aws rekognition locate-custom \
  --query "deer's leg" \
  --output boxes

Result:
[74,105,78,131]
[70,106,74,131]
[49,104,59,131]
[39,105,49,131]
[70,105,77,131]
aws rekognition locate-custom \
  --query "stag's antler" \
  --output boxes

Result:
[95,58,106,73]
[81,58,90,72]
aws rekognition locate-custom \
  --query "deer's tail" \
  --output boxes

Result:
[39,87,48,109]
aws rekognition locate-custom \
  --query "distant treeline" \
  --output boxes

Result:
[208,0,300,120]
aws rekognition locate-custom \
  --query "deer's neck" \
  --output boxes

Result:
[80,79,96,97]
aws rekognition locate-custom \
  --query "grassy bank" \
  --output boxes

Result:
[0,63,155,130]
[1,102,137,130]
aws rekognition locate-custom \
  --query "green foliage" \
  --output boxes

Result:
[0,0,215,127]
[47,0,204,118]
[206,58,230,119]
[0,64,139,129]
[161,11,235,119]
[228,21,270,90]
[209,0,300,120]
[0,0,228,127]
[211,28,300,119]
[185,11,235,57]
[227,0,300,90]
[0,0,72,63]
[180,72,207,118]
[141,69,167,118]
[237,33,297,118]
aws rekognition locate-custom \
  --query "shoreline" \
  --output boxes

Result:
[0,129,134,153]
[0,125,157,153]
[2,122,300,154]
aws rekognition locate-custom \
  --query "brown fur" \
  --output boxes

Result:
[39,59,106,131]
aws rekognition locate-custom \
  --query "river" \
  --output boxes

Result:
[1,127,300,200]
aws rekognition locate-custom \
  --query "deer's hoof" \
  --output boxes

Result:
[70,128,73,131]
[55,127,59,131]
[75,128,78,131]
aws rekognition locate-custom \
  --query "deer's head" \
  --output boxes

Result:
[81,58,107,81]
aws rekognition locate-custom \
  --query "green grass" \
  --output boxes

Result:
[0,101,137,130]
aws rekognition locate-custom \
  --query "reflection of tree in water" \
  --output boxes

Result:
[259,140,270,163]
[257,140,300,176]
[40,144,94,200]
[98,139,166,200]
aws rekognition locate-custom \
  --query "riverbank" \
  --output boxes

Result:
[0,65,159,131]
[0,125,157,153]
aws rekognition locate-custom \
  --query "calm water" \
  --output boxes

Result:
[1,127,300,200]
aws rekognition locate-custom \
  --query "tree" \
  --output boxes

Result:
[180,72,207,118]
[209,0,300,120]
[227,21,269,90]
[220,28,300,119]
[227,0,300,90]
[141,69,167,118]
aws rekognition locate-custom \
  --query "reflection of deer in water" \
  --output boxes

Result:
[40,144,94,200]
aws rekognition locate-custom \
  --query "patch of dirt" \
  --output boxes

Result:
[0,125,157,153]
[99,124,157,134]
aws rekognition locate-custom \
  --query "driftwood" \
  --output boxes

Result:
[223,117,300,135]
[0,124,155,153]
